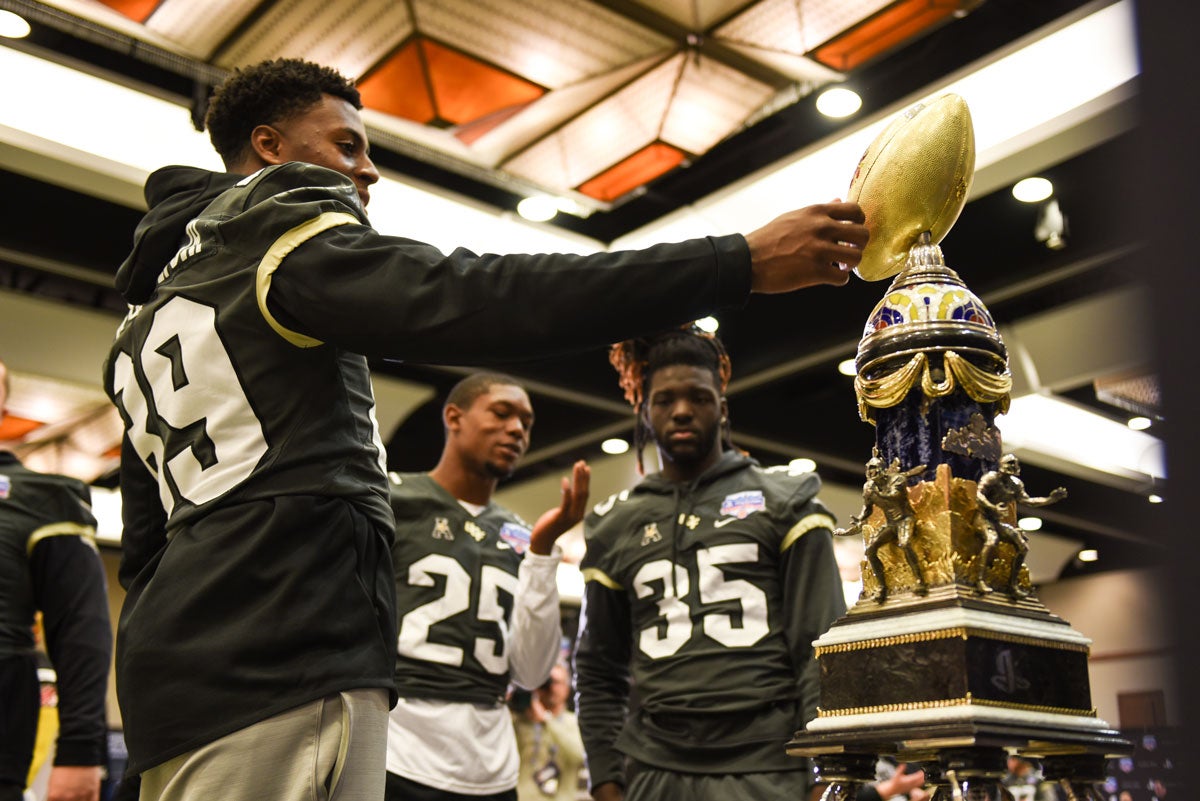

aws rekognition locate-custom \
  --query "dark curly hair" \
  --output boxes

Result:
[204,58,363,168]
[609,325,737,473]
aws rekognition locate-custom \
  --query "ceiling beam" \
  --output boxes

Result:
[590,0,799,89]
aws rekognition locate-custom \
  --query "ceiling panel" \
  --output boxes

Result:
[414,0,672,89]
[141,0,259,59]
[214,0,411,76]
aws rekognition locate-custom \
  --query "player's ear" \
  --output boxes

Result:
[249,124,286,165]
[444,403,463,433]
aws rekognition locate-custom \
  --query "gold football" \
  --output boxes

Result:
[847,93,975,282]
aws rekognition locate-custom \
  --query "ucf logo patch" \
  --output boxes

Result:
[431,517,453,540]
[640,522,662,546]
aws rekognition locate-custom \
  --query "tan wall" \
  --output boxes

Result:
[1037,566,1178,727]
[99,547,124,730]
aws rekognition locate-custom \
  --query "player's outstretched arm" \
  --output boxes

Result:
[529,460,591,555]
[745,201,869,293]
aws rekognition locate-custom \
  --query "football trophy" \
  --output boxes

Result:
[786,94,1129,800]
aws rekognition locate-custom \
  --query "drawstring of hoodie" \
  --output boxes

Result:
[670,484,683,598]
[669,478,702,600]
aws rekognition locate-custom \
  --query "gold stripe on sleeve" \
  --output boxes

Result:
[581,567,623,590]
[27,522,98,556]
[255,211,360,347]
[780,513,836,553]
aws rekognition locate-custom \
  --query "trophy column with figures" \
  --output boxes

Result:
[785,94,1130,800]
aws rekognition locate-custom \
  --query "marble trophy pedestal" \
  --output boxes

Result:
[787,465,1126,791]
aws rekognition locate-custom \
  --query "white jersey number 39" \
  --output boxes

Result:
[111,297,269,514]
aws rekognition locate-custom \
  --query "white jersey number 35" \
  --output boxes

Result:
[633,542,770,658]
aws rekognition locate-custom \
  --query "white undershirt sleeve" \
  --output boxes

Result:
[507,547,564,689]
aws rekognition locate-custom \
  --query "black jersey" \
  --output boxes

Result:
[390,473,532,706]
[103,164,397,772]
[0,452,111,771]
[104,159,753,773]
[573,452,846,785]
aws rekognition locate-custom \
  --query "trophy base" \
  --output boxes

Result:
[808,588,1109,746]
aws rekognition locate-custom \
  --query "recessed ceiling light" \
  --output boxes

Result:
[1018,517,1043,531]
[601,438,630,455]
[0,10,31,39]
[1127,416,1152,431]
[789,458,816,473]
[837,359,857,376]
[1078,548,1099,562]
[516,196,558,222]
[1148,494,1164,504]
[695,316,719,333]
[816,87,862,118]
[1012,177,1053,203]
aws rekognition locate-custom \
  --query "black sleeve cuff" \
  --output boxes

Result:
[708,234,753,309]
[53,736,107,767]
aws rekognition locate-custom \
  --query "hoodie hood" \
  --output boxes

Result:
[115,166,242,304]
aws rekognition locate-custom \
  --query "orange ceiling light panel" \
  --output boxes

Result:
[359,38,544,128]
[358,40,437,125]
[95,0,160,23]
[423,40,544,126]
[813,0,967,72]
[578,142,686,203]
[0,414,42,442]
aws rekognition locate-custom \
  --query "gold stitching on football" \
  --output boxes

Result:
[847,93,976,282]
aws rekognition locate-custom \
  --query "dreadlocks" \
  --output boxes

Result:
[609,325,736,473]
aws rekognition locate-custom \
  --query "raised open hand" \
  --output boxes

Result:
[528,460,591,555]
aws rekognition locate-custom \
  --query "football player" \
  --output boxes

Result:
[573,328,846,801]
[103,57,865,801]
[1,358,111,801]
[386,373,588,800]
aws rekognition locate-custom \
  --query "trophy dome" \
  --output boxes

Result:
[854,236,1010,424]
[862,265,995,338]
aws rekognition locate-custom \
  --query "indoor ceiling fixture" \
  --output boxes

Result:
[788,458,817,473]
[1148,494,1164,504]
[837,358,857,376]
[816,87,862,118]
[516,196,559,222]
[1034,197,1068,250]
[996,393,1164,490]
[695,316,720,333]
[0,9,30,38]
[1127,416,1152,431]
[601,438,631,455]
[1012,176,1054,202]
[1018,517,1043,531]
[1077,548,1099,563]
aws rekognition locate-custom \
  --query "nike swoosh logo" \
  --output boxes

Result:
[713,517,740,528]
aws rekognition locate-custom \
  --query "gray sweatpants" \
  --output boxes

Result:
[139,689,388,801]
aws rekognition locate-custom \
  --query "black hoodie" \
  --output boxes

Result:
[574,451,845,788]
[103,161,754,773]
